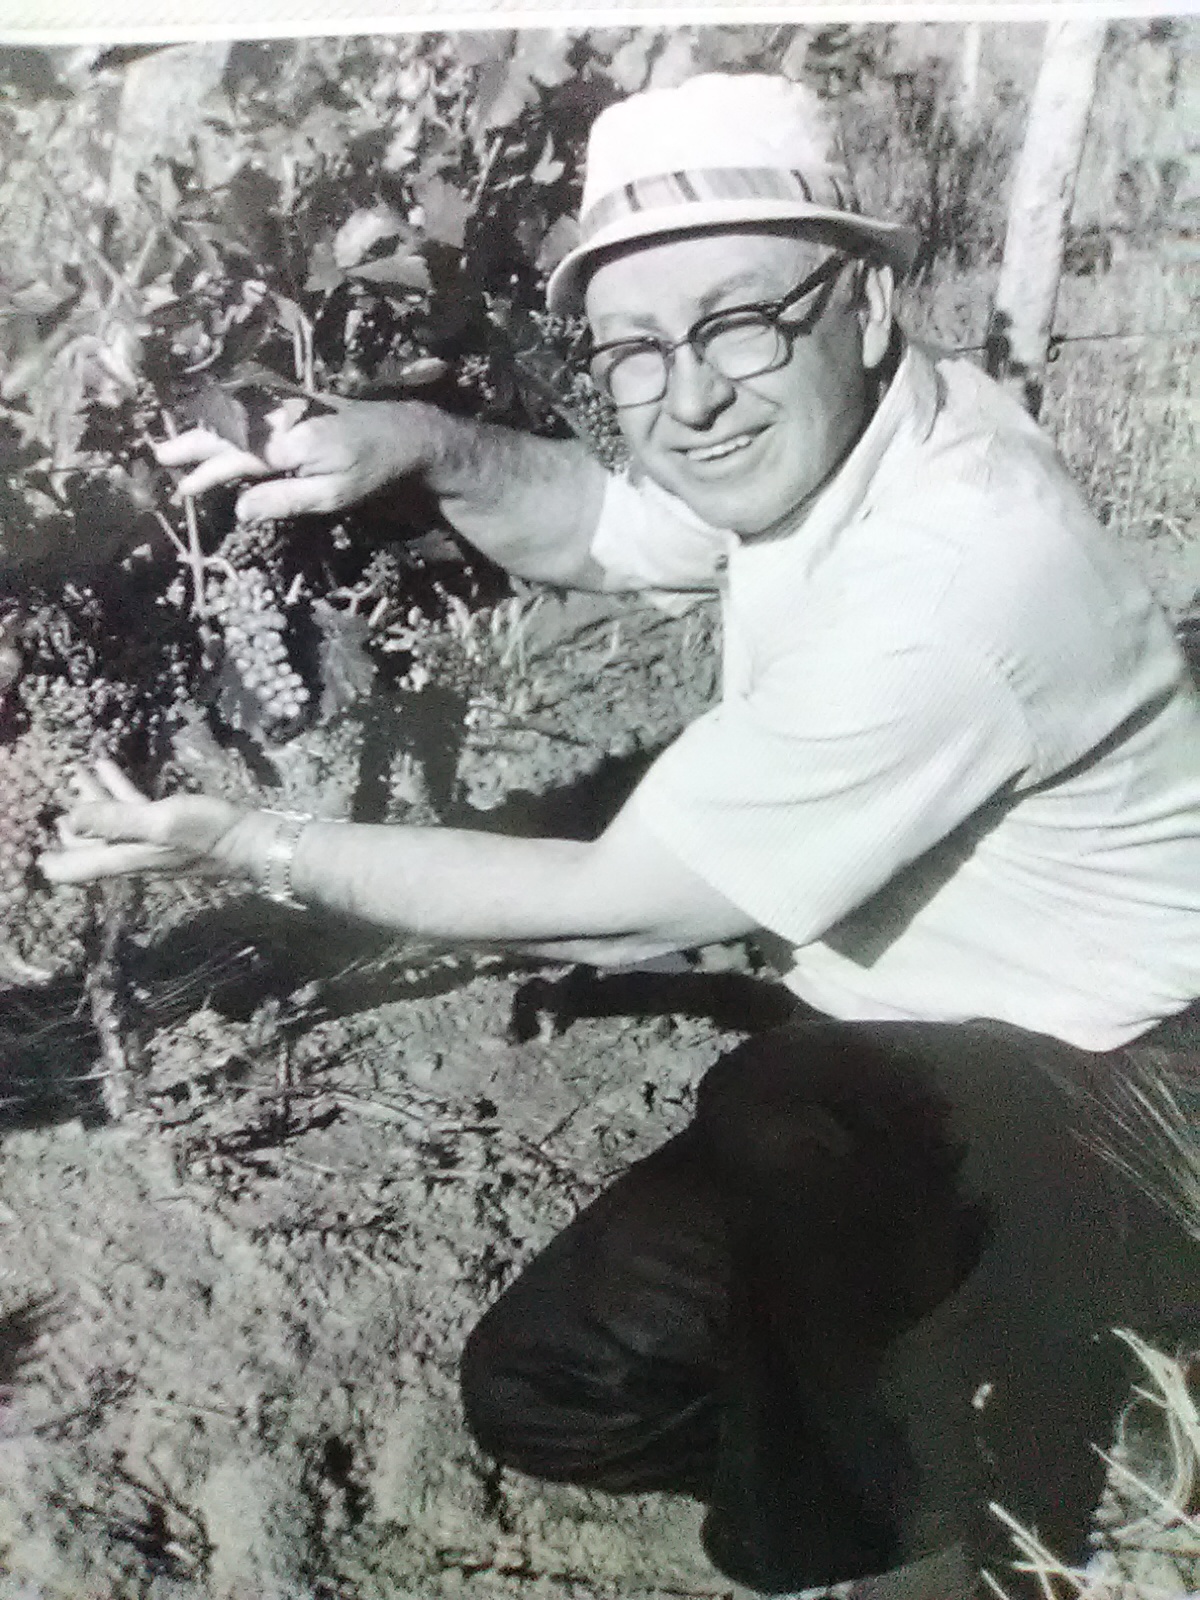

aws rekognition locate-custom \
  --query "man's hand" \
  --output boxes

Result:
[40,760,246,885]
[155,397,428,522]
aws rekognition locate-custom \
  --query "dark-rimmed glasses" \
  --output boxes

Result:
[588,254,850,410]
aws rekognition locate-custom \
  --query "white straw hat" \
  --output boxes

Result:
[546,73,918,314]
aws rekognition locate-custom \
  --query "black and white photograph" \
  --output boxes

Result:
[0,16,1196,1599]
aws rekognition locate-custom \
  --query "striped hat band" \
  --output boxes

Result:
[580,167,855,246]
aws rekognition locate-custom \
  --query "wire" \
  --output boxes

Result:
[950,328,1200,358]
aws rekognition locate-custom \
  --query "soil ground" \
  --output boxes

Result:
[0,582,1196,1600]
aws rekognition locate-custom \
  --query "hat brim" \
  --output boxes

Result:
[546,200,918,315]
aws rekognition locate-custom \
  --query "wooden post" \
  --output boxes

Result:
[956,22,983,128]
[984,21,1107,416]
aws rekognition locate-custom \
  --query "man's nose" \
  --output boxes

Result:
[663,344,736,427]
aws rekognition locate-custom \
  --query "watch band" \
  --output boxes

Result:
[260,810,313,909]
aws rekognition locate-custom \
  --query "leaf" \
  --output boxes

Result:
[333,205,408,271]
[475,33,575,133]
[530,136,565,187]
[473,59,531,134]
[347,252,431,292]
[414,176,471,249]
[381,107,424,173]
[223,164,282,254]
[516,31,575,90]
[607,33,654,93]
[456,31,512,68]
[3,283,72,318]
[305,238,342,295]
[536,214,580,274]
[176,384,250,452]
[312,599,377,720]
[389,356,450,389]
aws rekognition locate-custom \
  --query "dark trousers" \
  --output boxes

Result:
[460,1013,1199,1595]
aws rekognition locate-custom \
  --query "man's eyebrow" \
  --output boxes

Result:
[591,268,794,341]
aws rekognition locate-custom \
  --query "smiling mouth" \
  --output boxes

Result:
[682,431,761,465]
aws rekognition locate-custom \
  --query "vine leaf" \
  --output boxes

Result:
[333,206,410,271]
[536,215,579,273]
[530,135,565,186]
[474,34,574,133]
[414,177,471,249]
[177,383,250,452]
[607,33,655,92]
[313,599,377,720]
[305,239,342,295]
[347,252,432,292]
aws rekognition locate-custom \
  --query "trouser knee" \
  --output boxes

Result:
[459,1311,517,1465]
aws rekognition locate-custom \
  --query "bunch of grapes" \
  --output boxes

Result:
[214,519,284,573]
[0,673,139,975]
[208,566,310,729]
[562,373,629,472]
[455,352,503,413]
[0,735,56,959]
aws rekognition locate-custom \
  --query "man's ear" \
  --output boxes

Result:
[858,262,896,372]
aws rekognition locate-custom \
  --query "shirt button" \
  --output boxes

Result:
[714,554,729,573]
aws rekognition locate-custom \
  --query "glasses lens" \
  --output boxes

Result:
[592,345,669,408]
[699,314,787,383]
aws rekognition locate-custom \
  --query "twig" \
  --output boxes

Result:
[472,129,509,208]
[34,161,132,307]
[159,411,208,617]
[330,1090,429,1128]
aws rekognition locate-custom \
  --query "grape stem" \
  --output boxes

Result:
[158,412,210,620]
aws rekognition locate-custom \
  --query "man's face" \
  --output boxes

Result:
[584,228,890,537]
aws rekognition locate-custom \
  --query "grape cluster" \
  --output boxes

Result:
[564,374,629,472]
[208,567,310,727]
[456,353,502,411]
[215,519,284,572]
[0,720,92,973]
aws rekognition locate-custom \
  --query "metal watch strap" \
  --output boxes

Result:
[260,810,313,909]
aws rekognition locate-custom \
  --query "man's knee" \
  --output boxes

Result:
[694,1026,865,1185]
[460,1305,526,1466]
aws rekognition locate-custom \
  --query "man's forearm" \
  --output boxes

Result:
[219,812,607,943]
[214,804,753,960]
[408,404,612,589]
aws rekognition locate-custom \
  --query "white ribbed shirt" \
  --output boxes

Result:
[591,344,1200,1050]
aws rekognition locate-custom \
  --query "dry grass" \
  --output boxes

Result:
[981,1049,1200,1598]
[983,1331,1200,1599]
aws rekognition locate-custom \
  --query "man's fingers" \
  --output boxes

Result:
[152,428,236,466]
[261,418,326,473]
[39,841,179,884]
[175,450,271,499]
[93,757,149,804]
[236,475,345,522]
[63,799,164,846]
[68,768,109,806]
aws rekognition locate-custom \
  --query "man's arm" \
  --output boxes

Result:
[156,398,612,590]
[42,766,757,965]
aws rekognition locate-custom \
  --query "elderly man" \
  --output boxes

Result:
[44,75,1199,1600]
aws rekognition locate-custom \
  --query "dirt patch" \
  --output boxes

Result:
[0,967,753,1600]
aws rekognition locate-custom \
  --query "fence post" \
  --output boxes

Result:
[984,21,1107,416]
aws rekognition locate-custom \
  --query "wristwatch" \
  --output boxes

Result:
[260,810,313,909]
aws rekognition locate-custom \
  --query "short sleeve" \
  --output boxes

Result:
[590,470,731,594]
[631,631,1033,949]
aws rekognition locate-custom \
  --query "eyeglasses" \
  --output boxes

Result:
[588,254,850,410]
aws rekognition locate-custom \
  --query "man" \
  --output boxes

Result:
[43,75,1200,1599]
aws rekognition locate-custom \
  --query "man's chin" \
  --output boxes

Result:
[668,482,800,539]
